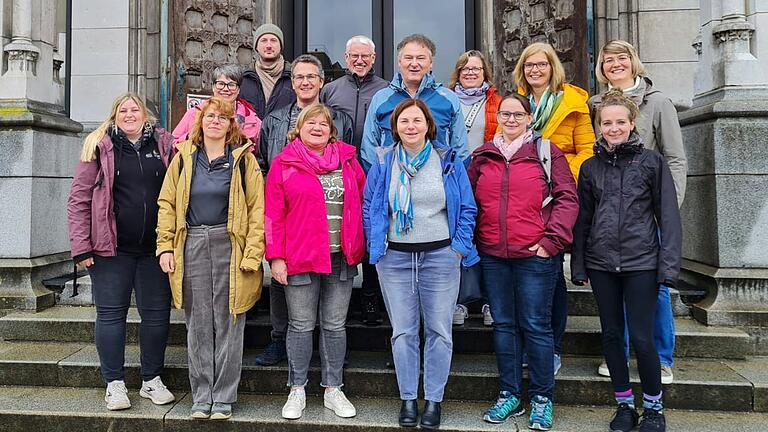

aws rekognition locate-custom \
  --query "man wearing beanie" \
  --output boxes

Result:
[241,23,296,120]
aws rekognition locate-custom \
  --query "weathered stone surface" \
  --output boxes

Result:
[727,356,768,412]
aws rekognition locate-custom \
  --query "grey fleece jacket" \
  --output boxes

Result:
[588,76,688,207]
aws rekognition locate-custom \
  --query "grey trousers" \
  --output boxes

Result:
[284,253,356,387]
[183,224,245,404]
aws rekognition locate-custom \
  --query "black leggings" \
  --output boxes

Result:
[588,269,662,397]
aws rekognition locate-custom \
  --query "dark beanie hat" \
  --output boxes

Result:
[254,23,284,49]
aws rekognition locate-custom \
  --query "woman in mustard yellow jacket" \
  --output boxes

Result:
[156,96,265,420]
[513,42,596,377]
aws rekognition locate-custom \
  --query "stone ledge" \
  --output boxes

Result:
[0,99,83,134]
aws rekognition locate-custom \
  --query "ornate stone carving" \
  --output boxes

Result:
[3,44,39,75]
[712,21,755,44]
[692,34,702,57]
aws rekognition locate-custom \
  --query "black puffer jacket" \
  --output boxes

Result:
[571,133,682,287]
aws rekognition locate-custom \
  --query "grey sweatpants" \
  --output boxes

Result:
[183,224,245,404]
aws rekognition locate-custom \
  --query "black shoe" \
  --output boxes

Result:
[254,340,286,366]
[610,403,639,432]
[639,409,666,432]
[419,400,441,430]
[361,293,382,326]
[399,399,418,427]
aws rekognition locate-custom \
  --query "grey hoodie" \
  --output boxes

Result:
[588,76,688,207]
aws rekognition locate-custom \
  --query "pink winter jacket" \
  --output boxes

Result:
[67,128,174,261]
[265,138,366,275]
[171,98,262,146]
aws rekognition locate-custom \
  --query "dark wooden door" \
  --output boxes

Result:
[169,0,265,128]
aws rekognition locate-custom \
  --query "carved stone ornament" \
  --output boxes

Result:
[713,20,755,44]
[692,34,702,56]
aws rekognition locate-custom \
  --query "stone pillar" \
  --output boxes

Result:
[679,1,768,344]
[0,0,83,310]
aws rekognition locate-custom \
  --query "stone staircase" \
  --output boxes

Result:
[0,267,767,431]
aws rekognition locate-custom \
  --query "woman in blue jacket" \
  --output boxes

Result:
[363,98,477,430]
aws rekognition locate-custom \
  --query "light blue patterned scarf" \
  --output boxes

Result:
[393,141,433,235]
[529,89,563,132]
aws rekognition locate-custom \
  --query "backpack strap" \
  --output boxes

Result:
[463,100,484,132]
[537,138,554,208]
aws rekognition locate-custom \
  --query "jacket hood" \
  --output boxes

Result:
[390,71,439,95]
[595,132,643,160]
[517,83,590,113]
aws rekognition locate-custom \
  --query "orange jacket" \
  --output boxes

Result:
[483,86,502,143]
[518,84,595,181]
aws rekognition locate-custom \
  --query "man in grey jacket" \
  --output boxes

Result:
[255,53,353,366]
[320,35,388,326]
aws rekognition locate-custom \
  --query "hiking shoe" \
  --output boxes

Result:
[482,303,494,326]
[139,376,175,405]
[660,365,674,384]
[210,402,232,420]
[324,388,357,418]
[609,403,639,432]
[598,360,610,377]
[254,340,287,366]
[190,403,212,419]
[639,409,666,432]
[453,304,468,325]
[553,354,562,376]
[483,391,525,423]
[528,395,554,430]
[282,387,306,420]
[105,380,131,411]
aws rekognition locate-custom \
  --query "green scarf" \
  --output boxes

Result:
[529,89,563,132]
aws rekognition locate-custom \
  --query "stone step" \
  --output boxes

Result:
[0,306,750,359]
[0,385,766,432]
[0,341,764,411]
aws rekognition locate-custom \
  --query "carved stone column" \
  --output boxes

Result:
[2,0,40,76]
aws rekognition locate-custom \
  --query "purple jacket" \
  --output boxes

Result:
[67,127,174,261]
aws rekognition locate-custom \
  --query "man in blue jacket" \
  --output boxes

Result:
[360,34,469,172]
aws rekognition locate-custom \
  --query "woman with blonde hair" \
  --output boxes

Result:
[513,42,594,375]
[68,93,176,411]
[156,96,265,420]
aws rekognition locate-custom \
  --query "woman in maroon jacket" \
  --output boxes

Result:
[468,93,578,430]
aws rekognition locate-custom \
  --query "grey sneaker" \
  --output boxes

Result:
[190,403,212,419]
[105,380,131,411]
[453,304,468,325]
[210,402,232,420]
[482,303,494,326]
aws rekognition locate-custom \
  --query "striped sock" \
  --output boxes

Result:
[642,392,663,412]
[615,389,635,409]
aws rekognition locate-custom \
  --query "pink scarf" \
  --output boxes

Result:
[493,130,532,161]
[288,138,340,174]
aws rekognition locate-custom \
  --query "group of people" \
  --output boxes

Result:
[67,22,684,432]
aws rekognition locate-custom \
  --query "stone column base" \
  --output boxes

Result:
[0,253,72,311]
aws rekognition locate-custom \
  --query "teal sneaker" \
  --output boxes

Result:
[528,395,553,430]
[483,391,525,423]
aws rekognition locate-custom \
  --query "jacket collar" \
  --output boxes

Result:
[278,137,357,165]
[175,138,253,161]
[390,72,438,95]
[472,130,542,161]
[375,140,454,168]
[594,132,644,161]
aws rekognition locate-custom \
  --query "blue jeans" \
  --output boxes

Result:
[480,253,557,400]
[552,253,567,355]
[623,284,675,366]
[376,245,461,402]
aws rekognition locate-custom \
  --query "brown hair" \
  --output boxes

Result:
[595,89,641,126]
[513,42,567,96]
[396,34,436,58]
[448,50,494,90]
[390,99,437,144]
[498,93,533,115]
[189,96,246,146]
[595,40,646,85]
[287,103,338,142]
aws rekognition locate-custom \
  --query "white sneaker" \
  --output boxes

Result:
[105,380,131,410]
[140,376,175,405]
[453,304,468,325]
[597,361,610,377]
[282,387,306,420]
[661,365,674,384]
[324,388,357,418]
[482,303,494,326]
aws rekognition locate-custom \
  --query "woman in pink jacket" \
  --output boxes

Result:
[172,64,262,146]
[265,103,366,421]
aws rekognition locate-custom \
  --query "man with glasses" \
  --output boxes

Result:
[253,53,353,366]
[361,34,469,171]
[241,24,296,120]
[320,35,388,326]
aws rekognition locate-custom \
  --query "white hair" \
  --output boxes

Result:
[346,35,376,52]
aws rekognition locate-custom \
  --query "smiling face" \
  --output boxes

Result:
[458,56,485,89]
[115,98,146,139]
[523,52,552,91]
[601,52,635,88]
[212,74,240,103]
[396,105,429,151]
[292,61,324,105]
[398,42,433,89]
[345,42,375,78]
[256,33,281,61]
[201,108,231,141]
[299,113,332,153]
[498,97,532,142]
[599,105,635,146]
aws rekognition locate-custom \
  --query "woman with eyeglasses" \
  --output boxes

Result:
[447,50,502,328]
[172,64,262,146]
[514,42,596,377]
[157,96,265,420]
[469,93,578,431]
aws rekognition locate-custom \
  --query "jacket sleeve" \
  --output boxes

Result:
[264,158,286,261]
[568,111,597,182]
[351,158,367,202]
[538,145,579,257]
[467,157,482,193]
[362,159,381,248]
[571,163,594,284]
[335,110,354,144]
[653,155,683,287]
[654,98,687,207]
[171,109,197,145]
[360,92,383,172]
[239,154,266,271]
[450,161,477,260]
[156,153,182,256]
[449,100,471,164]
[67,157,99,260]
[258,119,271,175]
